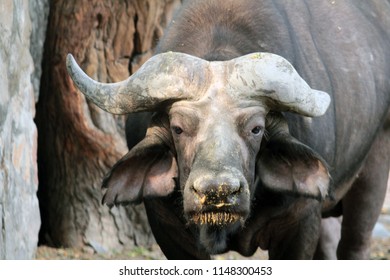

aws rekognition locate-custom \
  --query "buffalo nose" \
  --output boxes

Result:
[192,175,241,206]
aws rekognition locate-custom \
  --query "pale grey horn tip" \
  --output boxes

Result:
[66,53,79,79]
[66,53,75,70]
[310,89,331,117]
[66,53,74,61]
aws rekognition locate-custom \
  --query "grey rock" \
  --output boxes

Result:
[29,0,50,101]
[86,240,108,255]
[373,222,390,239]
[0,0,47,259]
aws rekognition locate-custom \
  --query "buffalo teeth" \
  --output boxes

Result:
[192,212,240,225]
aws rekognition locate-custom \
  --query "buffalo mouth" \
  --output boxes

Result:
[190,211,243,226]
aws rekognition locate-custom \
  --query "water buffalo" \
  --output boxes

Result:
[66,0,390,259]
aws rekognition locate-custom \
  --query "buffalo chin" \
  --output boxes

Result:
[190,212,245,255]
[198,222,242,254]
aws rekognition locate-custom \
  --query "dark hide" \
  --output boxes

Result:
[103,0,390,259]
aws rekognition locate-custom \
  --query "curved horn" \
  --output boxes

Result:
[226,53,331,117]
[66,52,210,114]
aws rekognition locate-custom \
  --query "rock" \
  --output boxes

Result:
[373,223,390,239]
[0,0,48,259]
[29,1,50,101]
[86,240,108,255]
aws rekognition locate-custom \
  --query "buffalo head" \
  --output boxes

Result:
[66,52,331,253]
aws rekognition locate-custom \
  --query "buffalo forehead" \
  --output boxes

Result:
[169,87,270,112]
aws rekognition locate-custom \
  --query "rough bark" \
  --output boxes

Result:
[0,0,41,259]
[36,0,180,251]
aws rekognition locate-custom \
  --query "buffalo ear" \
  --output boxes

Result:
[257,134,330,200]
[102,115,178,207]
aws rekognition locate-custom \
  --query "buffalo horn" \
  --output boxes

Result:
[66,52,209,114]
[67,51,330,117]
[226,53,331,117]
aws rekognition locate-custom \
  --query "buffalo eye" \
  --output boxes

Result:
[172,126,183,135]
[251,126,263,135]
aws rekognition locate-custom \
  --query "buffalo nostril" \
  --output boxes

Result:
[191,176,242,206]
[193,176,241,193]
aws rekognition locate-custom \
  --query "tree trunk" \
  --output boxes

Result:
[36,0,180,252]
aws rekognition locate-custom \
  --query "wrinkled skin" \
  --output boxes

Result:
[74,0,390,259]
